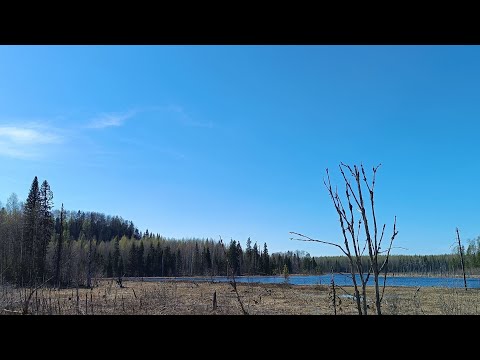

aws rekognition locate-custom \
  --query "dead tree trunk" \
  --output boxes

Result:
[212,291,217,311]
[456,227,467,291]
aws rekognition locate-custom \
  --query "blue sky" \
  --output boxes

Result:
[0,45,479,256]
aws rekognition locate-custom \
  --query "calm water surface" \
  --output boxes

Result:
[143,274,480,289]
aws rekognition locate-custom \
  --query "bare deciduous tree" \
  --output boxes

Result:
[291,163,398,315]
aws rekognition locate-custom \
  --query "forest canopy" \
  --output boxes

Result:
[1,177,479,288]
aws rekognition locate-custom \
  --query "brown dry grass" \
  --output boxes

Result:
[2,279,480,315]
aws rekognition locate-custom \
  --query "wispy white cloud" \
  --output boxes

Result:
[0,123,63,159]
[87,110,136,129]
[0,126,61,144]
[167,105,214,128]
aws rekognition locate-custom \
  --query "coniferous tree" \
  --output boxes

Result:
[263,243,270,275]
[164,246,171,276]
[22,176,40,285]
[228,240,240,276]
[253,242,260,274]
[194,242,200,275]
[236,241,243,275]
[245,237,252,273]
[106,252,113,277]
[38,180,54,282]
[154,243,162,276]
[137,241,145,277]
[204,246,212,274]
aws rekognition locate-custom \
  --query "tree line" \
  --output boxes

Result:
[1,176,480,288]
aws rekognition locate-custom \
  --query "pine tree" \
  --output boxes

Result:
[236,241,243,275]
[228,240,239,276]
[263,243,270,275]
[22,176,40,285]
[245,237,252,273]
[137,241,145,277]
[106,252,113,277]
[164,246,171,276]
[154,243,162,276]
[38,180,54,282]
[252,242,259,274]
[204,246,212,272]
[194,242,200,275]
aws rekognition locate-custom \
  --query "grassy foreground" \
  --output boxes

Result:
[2,279,480,315]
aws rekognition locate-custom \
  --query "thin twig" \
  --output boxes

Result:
[289,232,348,257]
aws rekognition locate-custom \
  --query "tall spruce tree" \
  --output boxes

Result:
[22,176,40,285]
[245,237,252,273]
[263,243,270,275]
[39,180,54,282]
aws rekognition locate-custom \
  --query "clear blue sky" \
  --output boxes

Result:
[0,45,479,256]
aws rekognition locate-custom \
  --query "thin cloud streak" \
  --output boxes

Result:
[87,110,136,129]
[0,123,63,159]
[0,125,62,144]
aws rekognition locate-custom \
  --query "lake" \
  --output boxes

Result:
[142,274,480,289]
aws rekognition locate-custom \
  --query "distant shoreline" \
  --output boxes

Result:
[122,272,480,281]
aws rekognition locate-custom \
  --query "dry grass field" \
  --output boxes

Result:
[2,279,480,315]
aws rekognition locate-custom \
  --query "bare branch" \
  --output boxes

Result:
[379,217,399,273]
[22,276,54,315]
[361,239,369,257]
[377,224,386,250]
[339,164,362,209]
[378,246,408,254]
[289,232,348,257]
[380,216,399,302]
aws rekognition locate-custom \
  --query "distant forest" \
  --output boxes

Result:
[1,177,479,287]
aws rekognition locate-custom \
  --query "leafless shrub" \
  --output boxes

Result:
[291,163,398,315]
